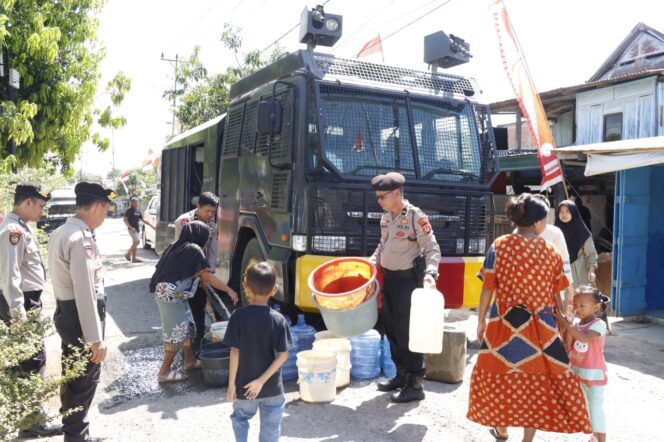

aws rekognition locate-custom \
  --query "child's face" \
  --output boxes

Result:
[573,293,599,319]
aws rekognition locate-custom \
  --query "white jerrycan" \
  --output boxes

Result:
[408,288,445,354]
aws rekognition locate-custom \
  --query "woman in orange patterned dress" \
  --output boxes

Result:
[467,194,591,441]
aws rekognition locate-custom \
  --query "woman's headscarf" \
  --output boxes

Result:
[554,200,591,264]
[149,221,211,292]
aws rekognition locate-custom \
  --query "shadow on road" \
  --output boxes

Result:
[282,389,427,441]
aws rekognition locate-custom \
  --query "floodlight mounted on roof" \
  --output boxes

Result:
[424,31,472,70]
[299,5,343,51]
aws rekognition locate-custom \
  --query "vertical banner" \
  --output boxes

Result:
[489,0,563,190]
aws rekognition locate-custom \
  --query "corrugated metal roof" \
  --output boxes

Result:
[553,136,664,154]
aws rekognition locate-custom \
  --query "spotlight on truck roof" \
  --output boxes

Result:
[424,31,472,70]
[300,5,343,50]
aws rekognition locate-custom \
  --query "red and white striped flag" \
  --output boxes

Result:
[356,34,384,63]
[118,172,129,194]
[489,0,563,190]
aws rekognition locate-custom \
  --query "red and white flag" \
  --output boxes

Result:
[118,172,129,194]
[490,0,563,190]
[142,148,158,172]
[356,34,384,63]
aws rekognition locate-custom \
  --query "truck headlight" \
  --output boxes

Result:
[292,235,307,252]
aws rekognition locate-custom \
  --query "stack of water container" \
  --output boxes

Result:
[283,314,316,381]
[350,329,381,379]
[290,314,315,351]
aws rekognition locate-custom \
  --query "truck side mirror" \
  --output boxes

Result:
[257,100,283,136]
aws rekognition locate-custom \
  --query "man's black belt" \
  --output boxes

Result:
[381,267,416,279]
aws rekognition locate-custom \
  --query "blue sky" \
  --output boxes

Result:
[77,0,661,176]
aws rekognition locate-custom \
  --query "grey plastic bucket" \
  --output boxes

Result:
[312,282,379,338]
[199,342,231,387]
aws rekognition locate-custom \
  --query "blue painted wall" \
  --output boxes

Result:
[646,165,664,310]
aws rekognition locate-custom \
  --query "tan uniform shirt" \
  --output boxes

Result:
[369,200,441,276]
[0,213,46,319]
[174,209,218,270]
[48,217,104,342]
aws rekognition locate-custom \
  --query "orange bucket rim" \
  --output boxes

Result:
[307,257,377,299]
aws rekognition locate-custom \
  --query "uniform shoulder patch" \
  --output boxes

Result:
[84,245,95,259]
[9,229,22,245]
[417,217,432,235]
[180,218,189,226]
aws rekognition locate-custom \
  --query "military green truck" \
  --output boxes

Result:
[156,7,499,312]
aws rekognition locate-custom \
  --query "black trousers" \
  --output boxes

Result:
[54,298,106,442]
[381,268,425,376]
[0,290,46,374]
[187,286,207,352]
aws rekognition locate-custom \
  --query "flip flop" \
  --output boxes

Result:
[185,360,202,370]
[158,370,188,383]
[124,253,131,262]
[490,427,509,440]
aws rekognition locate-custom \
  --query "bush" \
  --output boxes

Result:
[0,312,89,439]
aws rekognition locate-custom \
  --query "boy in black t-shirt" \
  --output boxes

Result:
[223,261,291,442]
[123,197,154,263]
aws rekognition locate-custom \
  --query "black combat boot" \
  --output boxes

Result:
[18,420,64,437]
[377,366,406,392]
[390,373,425,403]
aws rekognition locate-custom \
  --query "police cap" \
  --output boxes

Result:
[371,172,405,191]
[75,182,117,205]
[15,183,52,202]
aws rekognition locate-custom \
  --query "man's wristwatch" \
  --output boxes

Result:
[425,271,438,280]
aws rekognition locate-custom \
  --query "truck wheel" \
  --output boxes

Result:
[142,230,152,249]
[240,238,264,306]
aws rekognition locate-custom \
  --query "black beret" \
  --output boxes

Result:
[15,183,51,202]
[75,182,117,205]
[371,172,405,191]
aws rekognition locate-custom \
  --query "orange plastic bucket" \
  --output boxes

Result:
[307,257,377,310]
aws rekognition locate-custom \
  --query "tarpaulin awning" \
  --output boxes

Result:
[553,136,664,176]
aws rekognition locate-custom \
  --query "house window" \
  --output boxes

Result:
[603,113,622,141]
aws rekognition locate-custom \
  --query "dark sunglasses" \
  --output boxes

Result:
[376,189,396,201]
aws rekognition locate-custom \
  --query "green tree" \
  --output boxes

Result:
[0,0,130,171]
[168,23,285,131]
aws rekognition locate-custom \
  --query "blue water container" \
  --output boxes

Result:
[381,335,397,378]
[291,314,315,351]
[272,303,292,327]
[350,329,381,379]
[281,330,299,381]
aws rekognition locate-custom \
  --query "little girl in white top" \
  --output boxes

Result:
[558,284,610,442]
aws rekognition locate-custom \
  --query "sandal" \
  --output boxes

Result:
[185,359,202,370]
[158,370,188,383]
[490,426,509,440]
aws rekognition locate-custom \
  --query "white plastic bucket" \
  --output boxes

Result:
[296,350,338,403]
[314,330,339,341]
[312,338,352,388]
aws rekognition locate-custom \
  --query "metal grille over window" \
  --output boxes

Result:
[313,54,476,98]
[221,105,244,157]
[271,171,290,211]
[241,102,258,153]
[411,101,482,183]
[319,86,416,178]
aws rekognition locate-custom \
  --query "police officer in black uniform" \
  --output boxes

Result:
[48,182,115,442]
[369,172,441,403]
[0,184,64,437]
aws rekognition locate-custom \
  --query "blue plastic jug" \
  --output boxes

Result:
[381,335,397,378]
[291,314,316,351]
[282,330,300,381]
[350,329,381,379]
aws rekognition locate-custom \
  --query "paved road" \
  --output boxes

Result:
[18,218,664,441]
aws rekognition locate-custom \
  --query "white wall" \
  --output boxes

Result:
[576,77,658,144]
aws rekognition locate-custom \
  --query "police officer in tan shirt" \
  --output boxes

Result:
[369,172,441,403]
[0,183,64,437]
[48,182,115,442]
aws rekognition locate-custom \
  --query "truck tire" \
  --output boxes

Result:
[239,238,265,306]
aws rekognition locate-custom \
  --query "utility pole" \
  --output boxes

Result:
[2,48,19,173]
[161,53,179,137]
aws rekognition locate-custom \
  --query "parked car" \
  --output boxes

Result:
[142,193,159,250]
[38,187,77,233]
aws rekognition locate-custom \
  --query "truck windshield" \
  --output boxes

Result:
[318,85,483,183]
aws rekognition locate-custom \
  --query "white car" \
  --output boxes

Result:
[142,194,160,251]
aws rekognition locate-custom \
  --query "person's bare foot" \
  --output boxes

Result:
[132,258,143,263]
